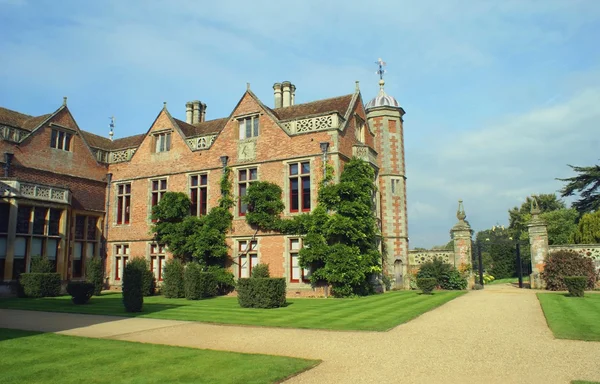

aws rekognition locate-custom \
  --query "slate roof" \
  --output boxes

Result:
[0,107,50,131]
[271,94,354,120]
[174,118,228,137]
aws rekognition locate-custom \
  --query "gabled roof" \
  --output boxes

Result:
[174,118,228,137]
[0,107,51,131]
[271,94,354,121]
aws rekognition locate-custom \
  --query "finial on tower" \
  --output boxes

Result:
[109,116,115,141]
[456,199,466,221]
[530,195,541,215]
[375,58,387,80]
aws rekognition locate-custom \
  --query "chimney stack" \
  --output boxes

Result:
[291,84,296,106]
[201,102,207,122]
[192,100,201,124]
[273,83,282,108]
[282,81,291,108]
[185,102,193,124]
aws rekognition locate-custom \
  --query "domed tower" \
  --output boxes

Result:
[365,59,408,289]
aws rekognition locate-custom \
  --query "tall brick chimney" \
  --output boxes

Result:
[192,100,201,124]
[200,102,206,122]
[282,81,291,108]
[185,102,193,124]
[273,83,282,108]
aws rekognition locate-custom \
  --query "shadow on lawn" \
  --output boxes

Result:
[0,292,187,334]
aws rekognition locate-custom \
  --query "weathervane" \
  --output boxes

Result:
[375,58,387,80]
[109,116,115,141]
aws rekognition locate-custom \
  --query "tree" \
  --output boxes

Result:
[540,208,578,245]
[508,194,565,240]
[571,210,600,244]
[558,163,600,214]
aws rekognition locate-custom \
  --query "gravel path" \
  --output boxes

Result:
[1,285,599,383]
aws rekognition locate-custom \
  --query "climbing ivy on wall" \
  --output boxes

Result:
[245,157,382,297]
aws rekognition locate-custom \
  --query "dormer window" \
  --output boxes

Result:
[238,115,259,140]
[50,129,72,151]
[154,132,171,153]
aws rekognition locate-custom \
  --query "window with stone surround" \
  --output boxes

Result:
[150,243,166,281]
[73,215,98,278]
[114,244,130,281]
[289,161,311,213]
[238,240,258,278]
[150,178,167,221]
[12,205,62,278]
[238,167,258,216]
[238,115,259,140]
[355,116,365,143]
[116,183,131,225]
[289,238,311,283]
[190,173,208,217]
[154,132,171,153]
[50,129,72,151]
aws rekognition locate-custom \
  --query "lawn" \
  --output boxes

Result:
[0,290,465,332]
[537,293,600,341]
[0,328,318,384]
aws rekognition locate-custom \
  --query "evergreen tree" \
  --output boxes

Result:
[558,163,600,214]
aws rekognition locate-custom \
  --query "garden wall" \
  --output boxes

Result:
[549,244,600,272]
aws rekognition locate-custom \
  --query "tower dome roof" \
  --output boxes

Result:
[365,79,400,110]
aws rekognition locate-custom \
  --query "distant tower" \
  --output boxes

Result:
[365,59,409,289]
[109,116,115,141]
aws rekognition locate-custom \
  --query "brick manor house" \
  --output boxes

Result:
[0,79,409,293]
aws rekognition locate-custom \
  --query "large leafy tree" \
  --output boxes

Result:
[558,163,600,214]
[540,208,578,245]
[508,194,565,241]
[571,210,600,244]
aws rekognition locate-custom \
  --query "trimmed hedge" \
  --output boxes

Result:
[122,258,145,312]
[541,250,596,291]
[184,263,217,300]
[66,281,95,305]
[205,265,235,296]
[417,257,467,290]
[162,258,185,298]
[251,263,270,278]
[30,256,54,273]
[237,278,286,308]
[143,268,156,297]
[86,257,104,296]
[416,278,437,294]
[439,269,468,290]
[564,276,587,297]
[19,273,61,298]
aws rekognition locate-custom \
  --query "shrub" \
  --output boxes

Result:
[541,250,596,291]
[162,258,185,298]
[417,278,437,294]
[563,276,587,297]
[483,272,495,284]
[142,268,156,297]
[184,263,217,300]
[86,257,104,295]
[66,281,95,305]
[251,263,270,278]
[205,265,235,295]
[439,269,468,290]
[122,258,145,312]
[30,256,54,273]
[237,278,286,308]
[19,273,61,298]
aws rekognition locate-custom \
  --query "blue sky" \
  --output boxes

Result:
[1,0,599,248]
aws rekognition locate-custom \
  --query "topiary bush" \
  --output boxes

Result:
[142,268,156,297]
[237,278,287,308]
[122,258,145,312]
[66,281,95,305]
[162,258,185,298]
[184,263,217,300]
[541,250,596,291]
[439,269,468,290]
[205,265,235,296]
[30,256,54,273]
[251,263,270,278]
[563,276,587,297]
[416,277,437,294]
[19,273,61,298]
[86,257,104,295]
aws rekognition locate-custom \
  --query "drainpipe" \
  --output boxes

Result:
[103,173,112,288]
[4,152,14,177]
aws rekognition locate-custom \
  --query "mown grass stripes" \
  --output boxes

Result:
[537,293,600,341]
[0,328,318,384]
[0,290,466,331]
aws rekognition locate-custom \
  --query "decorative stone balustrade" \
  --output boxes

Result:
[109,148,136,163]
[352,144,378,167]
[0,125,29,143]
[281,113,340,134]
[408,250,454,266]
[0,180,70,204]
[186,134,217,151]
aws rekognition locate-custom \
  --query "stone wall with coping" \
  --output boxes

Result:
[549,244,600,272]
